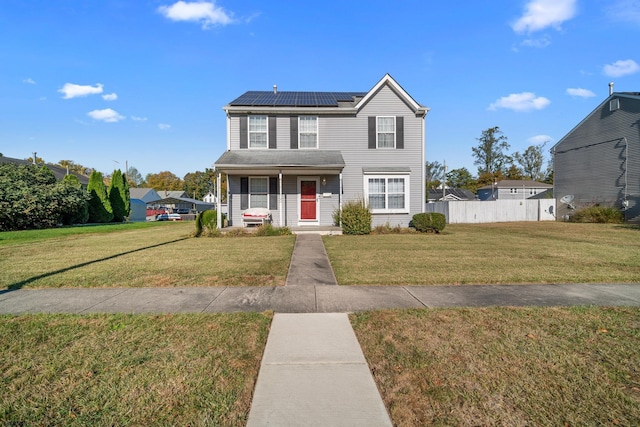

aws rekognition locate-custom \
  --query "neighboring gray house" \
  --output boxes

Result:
[477,180,552,201]
[552,89,640,221]
[129,188,162,204]
[427,188,476,202]
[214,74,429,228]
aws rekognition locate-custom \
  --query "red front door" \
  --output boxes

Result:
[300,180,317,220]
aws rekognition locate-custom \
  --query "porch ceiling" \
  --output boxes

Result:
[214,150,345,175]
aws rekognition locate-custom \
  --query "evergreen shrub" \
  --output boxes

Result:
[334,200,372,235]
[570,205,624,224]
[411,212,446,233]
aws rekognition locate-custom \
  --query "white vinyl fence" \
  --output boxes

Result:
[425,199,556,224]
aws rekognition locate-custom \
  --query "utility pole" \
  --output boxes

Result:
[442,160,447,201]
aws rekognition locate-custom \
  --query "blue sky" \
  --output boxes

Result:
[1,0,639,179]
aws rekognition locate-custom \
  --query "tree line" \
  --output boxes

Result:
[427,126,553,194]
[0,163,130,231]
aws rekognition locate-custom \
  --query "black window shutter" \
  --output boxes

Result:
[240,177,249,210]
[290,116,298,149]
[396,116,404,149]
[240,117,248,149]
[269,177,278,210]
[269,116,277,149]
[368,116,376,149]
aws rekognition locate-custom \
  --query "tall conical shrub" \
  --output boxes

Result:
[87,170,113,223]
[109,169,130,222]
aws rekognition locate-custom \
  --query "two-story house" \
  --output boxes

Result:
[213,74,429,229]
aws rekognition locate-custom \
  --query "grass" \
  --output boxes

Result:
[351,307,640,426]
[324,222,640,285]
[0,312,272,426]
[0,222,295,289]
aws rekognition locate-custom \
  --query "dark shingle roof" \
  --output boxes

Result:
[228,91,367,107]
[215,150,345,169]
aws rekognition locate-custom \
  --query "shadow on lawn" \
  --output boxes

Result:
[1,237,190,293]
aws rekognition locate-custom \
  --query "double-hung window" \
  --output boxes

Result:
[364,175,409,213]
[377,116,395,148]
[249,116,268,148]
[299,116,318,148]
[249,177,268,208]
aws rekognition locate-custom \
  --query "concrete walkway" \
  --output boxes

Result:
[2,283,639,314]
[285,234,338,286]
[247,313,392,427]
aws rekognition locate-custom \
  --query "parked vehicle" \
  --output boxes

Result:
[156,213,182,221]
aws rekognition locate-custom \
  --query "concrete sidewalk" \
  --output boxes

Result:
[285,234,338,286]
[247,313,392,427]
[1,283,639,314]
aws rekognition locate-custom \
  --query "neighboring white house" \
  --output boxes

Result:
[203,191,217,204]
[477,180,553,201]
[213,74,429,228]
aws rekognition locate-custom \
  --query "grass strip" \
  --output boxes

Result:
[0,312,271,426]
[351,306,640,426]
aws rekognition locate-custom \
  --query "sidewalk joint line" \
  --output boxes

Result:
[78,288,130,314]
[201,287,227,312]
[403,286,429,308]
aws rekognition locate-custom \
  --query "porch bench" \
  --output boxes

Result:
[242,208,272,227]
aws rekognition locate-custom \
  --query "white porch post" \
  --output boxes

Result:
[216,171,222,229]
[279,170,283,227]
[339,172,343,227]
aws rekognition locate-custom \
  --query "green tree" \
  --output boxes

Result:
[127,166,144,187]
[108,169,130,222]
[543,160,554,184]
[87,170,113,223]
[183,168,216,200]
[513,142,547,181]
[61,174,89,224]
[447,167,477,192]
[145,171,183,191]
[0,163,87,230]
[425,161,444,189]
[472,126,510,176]
[505,164,525,180]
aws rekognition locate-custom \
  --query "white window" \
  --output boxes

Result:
[529,188,537,195]
[364,175,409,213]
[510,188,518,194]
[610,99,620,111]
[249,177,268,208]
[299,116,318,148]
[249,116,268,148]
[377,116,395,148]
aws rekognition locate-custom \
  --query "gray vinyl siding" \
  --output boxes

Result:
[223,84,425,227]
[554,95,640,221]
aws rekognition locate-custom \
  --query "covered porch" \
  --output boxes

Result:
[213,150,345,229]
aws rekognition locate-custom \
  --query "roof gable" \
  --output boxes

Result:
[354,73,428,116]
[552,92,640,151]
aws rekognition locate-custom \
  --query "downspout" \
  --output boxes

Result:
[623,137,629,221]
[226,113,231,151]
[216,171,222,229]
[421,112,426,213]
[279,170,283,226]
[339,172,343,226]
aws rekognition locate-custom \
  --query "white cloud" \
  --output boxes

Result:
[512,0,577,33]
[603,59,640,77]
[606,0,640,24]
[102,93,118,101]
[566,88,596,98]
[528,135,553,145]
[23,78,36,84]
[488,92,551,112]
[87,108,125,123]
[158,123,171,130]
[131,116,148,122]
[158,1,232,28]
[59,83,104,99]
[520,35,552,48]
